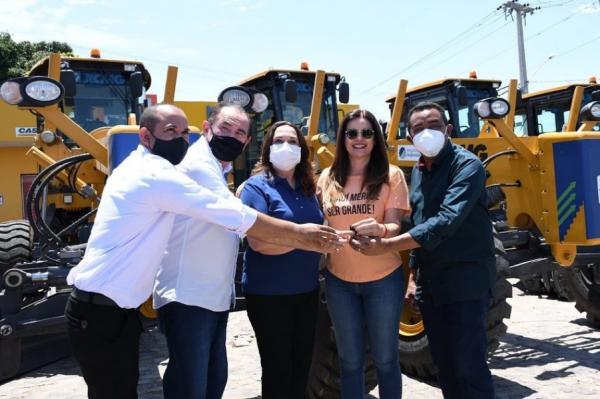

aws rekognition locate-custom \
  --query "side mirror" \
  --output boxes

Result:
[284,79,297,103]
[516,89,524,108]
[456,85,468,107]
[129,71,144,99]
[300,116,309,136]
[60,70,76,97]
[338,81,349,104]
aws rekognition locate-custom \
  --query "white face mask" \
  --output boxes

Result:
[411,128,447,158]
[270,142,301,171]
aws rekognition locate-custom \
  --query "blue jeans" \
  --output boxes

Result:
[158,302,229,399]
[325,267,404,399]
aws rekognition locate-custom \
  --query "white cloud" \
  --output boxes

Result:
[576,2,600,14]
[66,0,97,5]
[221,0,267,13]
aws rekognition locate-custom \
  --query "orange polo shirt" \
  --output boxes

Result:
[317,165,410,282]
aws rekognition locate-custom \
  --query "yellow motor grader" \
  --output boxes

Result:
[305,73,600,379]
[382,75,600,377]
[0,51,207,380]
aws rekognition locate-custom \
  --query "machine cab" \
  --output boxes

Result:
[29,53,150,136]
[514,82,600,136]
[386,76,502,139]
[228,67,349,186]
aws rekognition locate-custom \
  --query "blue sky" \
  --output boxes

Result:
[1,0,599,120]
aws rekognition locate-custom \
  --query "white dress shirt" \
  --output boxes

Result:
[67,145,257,309]
[153,136,243,312]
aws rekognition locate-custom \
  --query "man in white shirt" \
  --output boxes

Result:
[65,104,341,399]
[154,104,260,399]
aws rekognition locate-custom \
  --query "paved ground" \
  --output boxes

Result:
[1,284,599,399]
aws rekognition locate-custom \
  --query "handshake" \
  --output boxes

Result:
[295,218,392,256]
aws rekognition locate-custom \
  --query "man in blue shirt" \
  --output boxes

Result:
[350,102,496,399]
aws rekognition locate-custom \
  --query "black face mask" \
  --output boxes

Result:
[208,132,245,162]
[149,131,189,165]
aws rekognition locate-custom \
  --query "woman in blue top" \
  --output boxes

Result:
[240,121,323,399]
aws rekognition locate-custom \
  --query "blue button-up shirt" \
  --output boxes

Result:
[408,141,496,305]
[240,173,323,295]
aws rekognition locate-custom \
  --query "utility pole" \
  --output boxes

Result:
[498,1,540,94]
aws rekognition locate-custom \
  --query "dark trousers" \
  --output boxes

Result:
[245,289,319,399]
[158,302,229,399]
[65,295,142,399]
[419,297,495,399]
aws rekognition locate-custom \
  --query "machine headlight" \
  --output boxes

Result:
[318,133,330,145]
[40,130,57,144]
[580,101,600,121]
[219,87,252,108]
[251,92,269,113]
[474,97,510,119]
[490,98,510,117]
[218,86,269,114]
[0,77,64,107]
[24,78,63,103]
[0,80,24,105]
[592,103,600,118]
[474,101,491,118]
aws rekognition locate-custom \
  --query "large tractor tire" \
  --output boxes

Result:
[562,262,600,327]
[515,274,548,296]
[515,270,573,301]
[307,286,378,398]
[549,269,574,301]
[398,237,513,379]
[0,220,33,275]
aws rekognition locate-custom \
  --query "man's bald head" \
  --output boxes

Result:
[139,104,190,151]
[140,104,186,132]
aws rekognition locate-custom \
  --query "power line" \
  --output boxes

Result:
[554,33,600,57]
[474,6,581,69]
[409,20,512,79]
[358,9,502,95]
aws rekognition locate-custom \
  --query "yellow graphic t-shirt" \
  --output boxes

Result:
[317,166,410,282]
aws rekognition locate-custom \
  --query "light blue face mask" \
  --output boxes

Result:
[270,142,301,171]
[412,128,446,157]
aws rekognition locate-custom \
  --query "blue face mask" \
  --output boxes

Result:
[149,131,189,165]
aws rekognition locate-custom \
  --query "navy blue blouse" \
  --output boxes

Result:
[240,174,324,295]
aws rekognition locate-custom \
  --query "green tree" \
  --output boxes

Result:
[0,32,73,82]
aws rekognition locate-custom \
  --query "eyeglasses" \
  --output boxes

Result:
[345,128,375,140]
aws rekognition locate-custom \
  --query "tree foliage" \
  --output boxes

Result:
[0,32,73,82]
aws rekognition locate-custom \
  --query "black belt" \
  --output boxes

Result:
[71,287,119,307]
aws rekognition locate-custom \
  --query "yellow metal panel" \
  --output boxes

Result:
[387,80,408,147]
[174,100,217,129]
[0,102,38,147]
[34,107,108,166]
[337,103,359,119]
[565,86,584,132]
[505,79,518,129]
[307,70,326,141]
[163,66,178,104]
[538,131,600,247]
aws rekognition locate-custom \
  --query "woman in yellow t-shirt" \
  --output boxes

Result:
[317,109,410,399]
